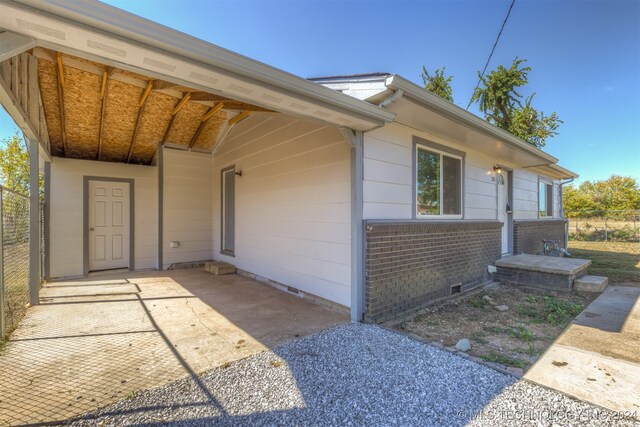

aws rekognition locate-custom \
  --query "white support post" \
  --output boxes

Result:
[29,137,40,306]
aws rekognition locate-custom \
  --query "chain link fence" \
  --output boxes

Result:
[0,186,32,339]
[565,210,639,282]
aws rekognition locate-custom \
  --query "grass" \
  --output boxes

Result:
[516,295,584,325]
[480,352,528,369]
[466,297,488,309]
[568,241,639,282]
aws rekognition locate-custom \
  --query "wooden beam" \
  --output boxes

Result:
[127,103,147,163]
[152,80,178,91]
[100,66,107,99]
[228,111,251,126]
[171,92,190,115]
[55,52,66,156]
[139,79,153,106]
[200,102,224,122]
[56,52,65,88]
[97,66,111,160]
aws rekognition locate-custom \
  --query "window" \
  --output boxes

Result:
[416,145,462,217]
[539,180,553,218]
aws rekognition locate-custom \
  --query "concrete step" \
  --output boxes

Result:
[495,254,591,292]
[205,261,236,275]
[574,275,609,293]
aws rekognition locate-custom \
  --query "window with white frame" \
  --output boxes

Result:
[416,145,462,217]
[538,179,554,218]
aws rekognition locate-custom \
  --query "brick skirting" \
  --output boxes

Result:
[364,221,502,323]
[513,220,566,255]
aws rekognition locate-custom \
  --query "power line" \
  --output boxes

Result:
[466,0,516,110]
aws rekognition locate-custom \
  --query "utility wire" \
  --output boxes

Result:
[466,0,516,110]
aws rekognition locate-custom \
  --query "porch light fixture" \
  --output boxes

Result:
[493,165,502,174]
[235,170,242,177]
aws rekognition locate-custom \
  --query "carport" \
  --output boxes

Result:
[0,0,395,323]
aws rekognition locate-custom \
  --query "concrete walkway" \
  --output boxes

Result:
[525,286,640,415]
[0,269,347,425]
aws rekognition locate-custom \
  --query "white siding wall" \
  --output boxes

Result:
[512,169,562,220]
[163,149,213,268]
[212,114,351,307]
[363,123,499,220]
[49,157,158,278]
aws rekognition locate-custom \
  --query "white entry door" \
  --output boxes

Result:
[497,172,512,256]
[88,180,130,271]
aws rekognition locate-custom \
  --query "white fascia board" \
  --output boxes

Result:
[3,0,394,130]
[385,74,560,165]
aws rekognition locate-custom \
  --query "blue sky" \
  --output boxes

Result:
[1,0,638,184]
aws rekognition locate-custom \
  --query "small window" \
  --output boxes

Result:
[539,180,553,218]
[416,146,462,217]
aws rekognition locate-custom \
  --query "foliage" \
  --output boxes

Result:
[470,57,561,148]
[480,352,528,369]
[516,295,584,325]
[563,175,640,216]
[568,241,639,283]
[420,66,454,102]
[0,133,31,194]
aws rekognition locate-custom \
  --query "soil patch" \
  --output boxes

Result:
[396,283,597,370]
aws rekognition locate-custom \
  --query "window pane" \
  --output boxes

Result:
[546,183,553,217]
[417,149,440,215]
[539,182,547,217]
[442,155,461,215]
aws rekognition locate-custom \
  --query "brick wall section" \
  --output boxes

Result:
[364,221,502,323]
[513,220,566,255]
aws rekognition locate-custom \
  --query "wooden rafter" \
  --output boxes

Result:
[152,80,177,91]
[127,79,154,162]
[228,110,251,126]
[54,51,67,156]
[171,92,191,115]
[187,102,225,150]
[97,66,108,159]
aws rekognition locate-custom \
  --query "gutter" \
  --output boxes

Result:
[384,74,560,166]
[9,0,395,127]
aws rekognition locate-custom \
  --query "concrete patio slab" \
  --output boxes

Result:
[495,254,591,275]
[525,286,640,416]
[0,268,348,425]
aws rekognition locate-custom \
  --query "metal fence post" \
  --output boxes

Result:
[0,187,5,340]
[604,217,608,242]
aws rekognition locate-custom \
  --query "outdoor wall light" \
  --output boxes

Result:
[235,170,243,177]
[493,165,502,174]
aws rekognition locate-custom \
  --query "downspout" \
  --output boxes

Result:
[378,89,403,108]
[559,177,574,256]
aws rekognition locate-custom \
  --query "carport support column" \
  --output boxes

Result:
[28,137,40,305]
[350,130,364,322]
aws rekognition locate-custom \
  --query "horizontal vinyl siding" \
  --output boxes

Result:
[363,123,499,220]
[213,114,351,307]
[49,157,158,278]
[163,149,213,267]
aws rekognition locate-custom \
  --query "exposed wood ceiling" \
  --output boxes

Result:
[33,47,271,164]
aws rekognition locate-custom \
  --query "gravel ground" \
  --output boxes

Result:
[68,323,639,426]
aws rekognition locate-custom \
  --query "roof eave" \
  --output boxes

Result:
[9,0,395,128]
[385,74,560,165]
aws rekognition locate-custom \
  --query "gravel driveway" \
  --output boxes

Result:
[69,323,639,426]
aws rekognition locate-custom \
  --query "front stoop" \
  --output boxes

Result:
[495,254,591,292]
[205,261,236,275]
[574,275,609,293]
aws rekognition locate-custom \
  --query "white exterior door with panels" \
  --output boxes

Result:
[88,180,130,271]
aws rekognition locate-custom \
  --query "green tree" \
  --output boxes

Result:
[421,66,454,102]
[563,175,640,217]
[470,57,561,148]
[0,133,31,194]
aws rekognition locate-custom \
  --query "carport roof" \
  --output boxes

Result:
[0,0,395,138]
